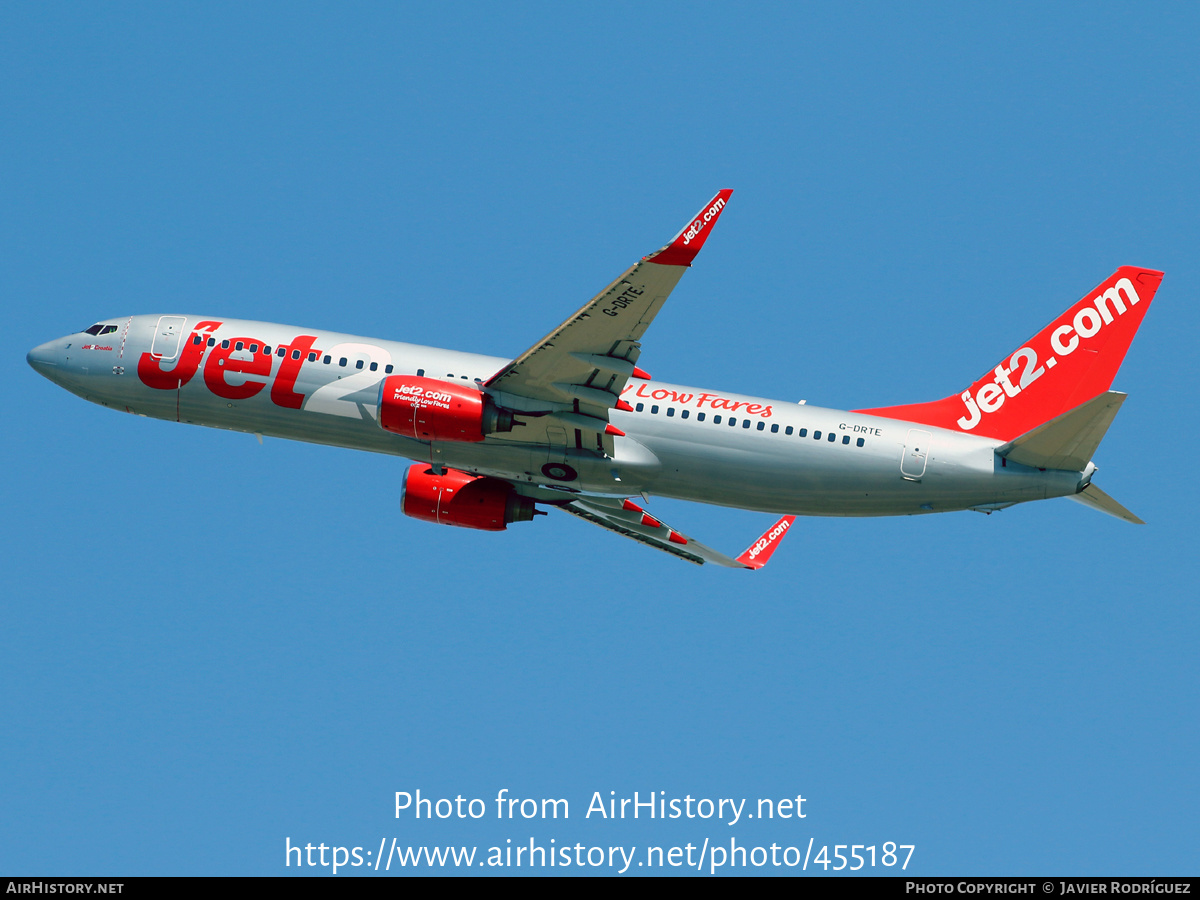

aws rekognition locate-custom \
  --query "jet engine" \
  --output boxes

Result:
[378,376,515,442]
[401,464,539,531]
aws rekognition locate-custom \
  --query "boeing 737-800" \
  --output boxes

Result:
[27,190,1161,567]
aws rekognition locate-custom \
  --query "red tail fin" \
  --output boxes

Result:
[855,267,1163,441]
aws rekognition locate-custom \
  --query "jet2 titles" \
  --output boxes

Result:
[956,276,1143,430]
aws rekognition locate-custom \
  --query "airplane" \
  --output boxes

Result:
[26,190,1162,568]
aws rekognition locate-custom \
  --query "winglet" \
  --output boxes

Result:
[647,189,733,267]
[736,515,796,569]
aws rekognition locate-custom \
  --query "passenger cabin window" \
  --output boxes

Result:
[842,435,850,444]
[235,342,244,351]
[416,368,425,377]
[356,359,364,369]
[681,410,689,419]
[339,358,348,367]
[714,415,722,424]
[636,402,645,412]
[697,413,705,422]
[799,428,807,437]
[666,407,674,417]
[370,362,378,371]
[323,355,331,364]
[857,438,865,447]
[385,365,394,374]
[813,430,821,440]
[293,350,302,360]
[651,405,659,414]
[250,344,259,353]
[828,432,836,442]
[308,352,318,362]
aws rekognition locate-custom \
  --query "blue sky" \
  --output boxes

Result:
[3,2,1198,876]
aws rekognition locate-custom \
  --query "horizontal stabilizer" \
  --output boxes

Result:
[997,391,1125,471]
[1067,483,1144,525]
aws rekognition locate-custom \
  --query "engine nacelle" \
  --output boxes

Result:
[401,464,538,531]
[378,376,515,442]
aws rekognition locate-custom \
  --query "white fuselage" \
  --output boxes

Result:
[28,314,1086,517]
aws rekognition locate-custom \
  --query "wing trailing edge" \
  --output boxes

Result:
[561,498,794,568]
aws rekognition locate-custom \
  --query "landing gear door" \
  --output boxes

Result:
[901,428,932,481]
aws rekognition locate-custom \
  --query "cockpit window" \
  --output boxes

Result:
[82,323,119,336]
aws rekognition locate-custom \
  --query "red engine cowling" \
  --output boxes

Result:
[378,376,514,442]
[401,464,538,531]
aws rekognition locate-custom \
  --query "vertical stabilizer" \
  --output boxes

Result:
[856,267,1163,441]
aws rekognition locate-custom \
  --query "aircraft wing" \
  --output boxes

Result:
[560,496,794,568]
[485,190,733,438]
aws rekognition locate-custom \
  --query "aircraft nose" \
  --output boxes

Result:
[27,339,62,378]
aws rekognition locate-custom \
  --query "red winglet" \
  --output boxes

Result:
[615,399,635,412]
[736,515,796,570]
[631,366,652,380]
[641,513,662,529]
[668,531,688,545]
[622,499,643,513]
[605,424,626,437]
[647,189,733,267]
